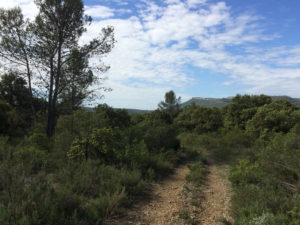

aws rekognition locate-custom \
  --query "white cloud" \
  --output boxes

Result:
[0,0,37,19]
[2,0,300,108]
[186,0,207,8]
[110,0,129,6]
[85,5,114,19]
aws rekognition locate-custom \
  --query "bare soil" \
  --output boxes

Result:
[104,163,233,225]
[197,164,233,225]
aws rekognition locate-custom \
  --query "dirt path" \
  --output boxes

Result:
[105,164,189,225]
[105,163,233,225]
[138,164,190,225]
[197,164,233,225]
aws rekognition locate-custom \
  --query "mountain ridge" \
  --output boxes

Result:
[181,96,300,108]
[83,95,300,113]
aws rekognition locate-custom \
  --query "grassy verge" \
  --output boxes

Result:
[177,147,207,225]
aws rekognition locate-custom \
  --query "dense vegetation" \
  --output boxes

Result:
[179,94,300,225]
[0,86,184,224]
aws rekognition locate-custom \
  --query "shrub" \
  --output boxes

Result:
[186,161,205,185]
[228,159,263,187]
[289,196,300,225]
[144,125,180,152]
[13,146,47,174]
[29,131,50,151]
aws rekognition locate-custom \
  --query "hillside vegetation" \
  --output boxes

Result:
[0,98,184,224]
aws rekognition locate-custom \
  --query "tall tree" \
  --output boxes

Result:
[0,7,36,120]
[158,90,181,119]
[31,0,114,137]
[59,48,94,114]
[0,0,114,137]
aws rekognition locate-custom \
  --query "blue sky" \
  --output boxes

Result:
[2,0,300,109]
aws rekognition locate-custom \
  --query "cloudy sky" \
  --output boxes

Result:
[1,0,300,109]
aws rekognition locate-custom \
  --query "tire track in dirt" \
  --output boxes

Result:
[104,163,233,225]
[197,164,233,225]
[104,164,189,225]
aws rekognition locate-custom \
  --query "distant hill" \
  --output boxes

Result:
[122,108,152,114]
[81,96,300,113]
[181,96,300,108]
[82,107,152,114]
[270,96,300,107]
[180,97,232,108]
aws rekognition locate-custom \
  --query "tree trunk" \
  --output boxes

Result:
[46,59,55,137]
[47,39,63,137]
[26,67,36,122]
[23,45,37,121]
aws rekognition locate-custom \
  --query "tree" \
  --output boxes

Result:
[0,7,36,119]
[245,100,298,139]
[0,72,47,134]
[158,90,181,120]
[0,0,115,137]
[222,94,272,129]
[58,48,94,114]
[175,105,223,133]
[34,0,114,137]
[0,72,29,109]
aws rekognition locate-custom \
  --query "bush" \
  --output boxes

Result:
[144,125,180,152]
[228,159,263,187]
[13,146,47,174]
[29,131,50,151]
[289,196,300,225]
[186,161,205,186]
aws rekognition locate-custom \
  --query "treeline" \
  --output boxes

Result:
[178,94,300,225]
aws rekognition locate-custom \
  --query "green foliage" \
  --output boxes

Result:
[67,127,120,161]
[0,73,46,137]
[246,100,298,140]
[221,127,251,148]
[59,48,95,114]
[158,90,181,120]
[177,95,300,224]
[67,138,86,160]
[143,124,180,152]
[29,131,50,151]
[222,94,272,130]
[0,0,115,137]
[228,159,262,186]
[2,91,300,225]
[0,146,146,225]
[289,196,300,225]
[0,73,30,113]
[175,104,223,133]
[95,104,131,128]
[0,99,20,136]
[186,161,205,186]
[0,96,183,224]
[228,127,300,224]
